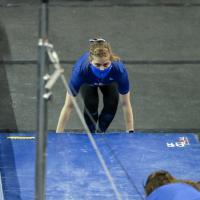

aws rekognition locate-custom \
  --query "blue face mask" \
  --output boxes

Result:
[90,63,112,79]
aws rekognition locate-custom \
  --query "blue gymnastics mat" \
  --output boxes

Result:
[0,132,200,200]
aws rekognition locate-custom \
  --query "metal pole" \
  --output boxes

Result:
[35,0,49,200]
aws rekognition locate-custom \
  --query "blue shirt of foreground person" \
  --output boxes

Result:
[146,183,200,200]
[144,170,200,200]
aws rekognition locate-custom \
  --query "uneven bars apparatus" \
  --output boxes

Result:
[35,0,49,200]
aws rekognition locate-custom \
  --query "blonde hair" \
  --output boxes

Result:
[89,40,120,62]
[144,170,200,196]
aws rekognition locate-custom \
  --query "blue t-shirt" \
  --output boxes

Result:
[146,183,200,200]
[68,52,130,96]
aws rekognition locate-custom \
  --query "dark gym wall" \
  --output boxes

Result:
[0,21,17,132]
[1,0,200,132]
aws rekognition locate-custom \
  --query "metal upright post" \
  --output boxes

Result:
[35,0,49,200]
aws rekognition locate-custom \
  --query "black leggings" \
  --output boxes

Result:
[80,83,119,133]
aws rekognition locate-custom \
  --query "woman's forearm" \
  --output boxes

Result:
[56,105,72,132]
[122,103,134,131]
[56,93,73,133]
[120,92,134,132]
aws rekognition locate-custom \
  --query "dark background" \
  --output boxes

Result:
[1,0,200,132]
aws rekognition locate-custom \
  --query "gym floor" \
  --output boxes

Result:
[0,132,199,199]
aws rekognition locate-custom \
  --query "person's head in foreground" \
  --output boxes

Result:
[144,170,200,199]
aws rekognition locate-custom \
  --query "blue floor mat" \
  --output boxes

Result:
[0,132,199,200]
